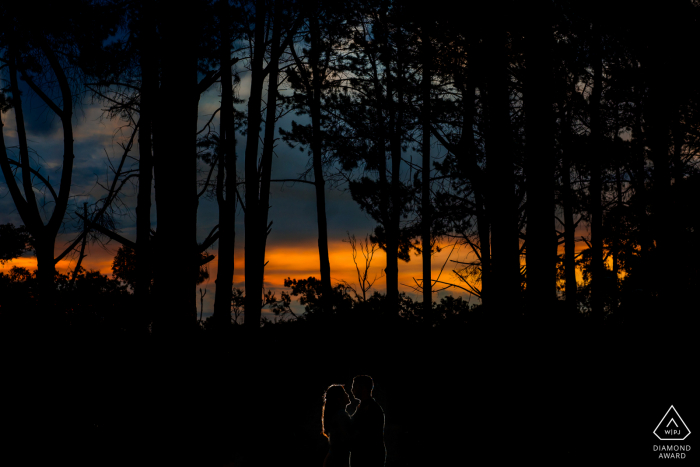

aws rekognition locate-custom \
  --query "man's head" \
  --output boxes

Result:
[351,375,373,400]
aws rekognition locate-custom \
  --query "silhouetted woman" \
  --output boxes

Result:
[322,384,352,467]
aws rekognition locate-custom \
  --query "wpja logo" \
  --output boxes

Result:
[653,405,691,460]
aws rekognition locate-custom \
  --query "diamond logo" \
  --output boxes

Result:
[654,405,691,441]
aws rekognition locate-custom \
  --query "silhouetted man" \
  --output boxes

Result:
[350,375,386,467]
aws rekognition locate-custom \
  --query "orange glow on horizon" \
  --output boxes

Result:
[1,239,475,300]
[1,231,614,304]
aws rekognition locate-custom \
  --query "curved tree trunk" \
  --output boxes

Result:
[1,41,74,325]
[259,1,282,309]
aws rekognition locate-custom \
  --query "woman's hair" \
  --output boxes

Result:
[321,384,346,439]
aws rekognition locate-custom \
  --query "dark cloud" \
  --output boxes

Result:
[23,111,61,136]
[15,80,62,137]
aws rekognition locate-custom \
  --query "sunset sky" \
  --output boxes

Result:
[0,67,589,318]
[0,75,470,317]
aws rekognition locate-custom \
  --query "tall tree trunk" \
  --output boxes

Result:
[387,71,402,313]
[6,49,48,297]
[136,2,155,329]
[372,7,393,312]
[213,0,237,328]
[12,49,54,300]
[370,7,388,310]
[484,30,520,318]
[525,16,555,316]
[259,1,282,304]
[5,48,41,230]
[420,31,432,313]
[243,0,267,328]
[309,11,333,308]
[1,43,74,324]
[386,101,399,310]
[589,27,604,322]
[385,8,405,314]
[42,44,75,277]
[152,4,198,335]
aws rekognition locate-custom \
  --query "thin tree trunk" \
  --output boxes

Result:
[243,0,267,328]
[387,74,401,312]
[589,27,604,322]
[485,30,520,318]
[525,17,555,315]
[1,42,74,321]
[42,44,75,258]
[421,31,432,313]
[386,8,404,314]
[213,0,236,327]
[309,11,333,307]
[386,107,399,309]
[136,2,155,328]
[7,48,52,297]
[6,48,41,229]
[259,1,282,303]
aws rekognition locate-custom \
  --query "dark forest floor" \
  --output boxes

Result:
[2,318,696,466]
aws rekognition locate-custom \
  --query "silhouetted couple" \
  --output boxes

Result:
[322,375,386,467]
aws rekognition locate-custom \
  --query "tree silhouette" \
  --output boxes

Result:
[0,223,32,263]
[523,5,556,315]
[211,0,241,329]
[0,2,112,324]
[0,1,699,338]
[482,15,522,319]
[318,0,417,315]
[282,0,354,310]
[242,0,302,328]
[341,232,383,301]
[133,0,157,322]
